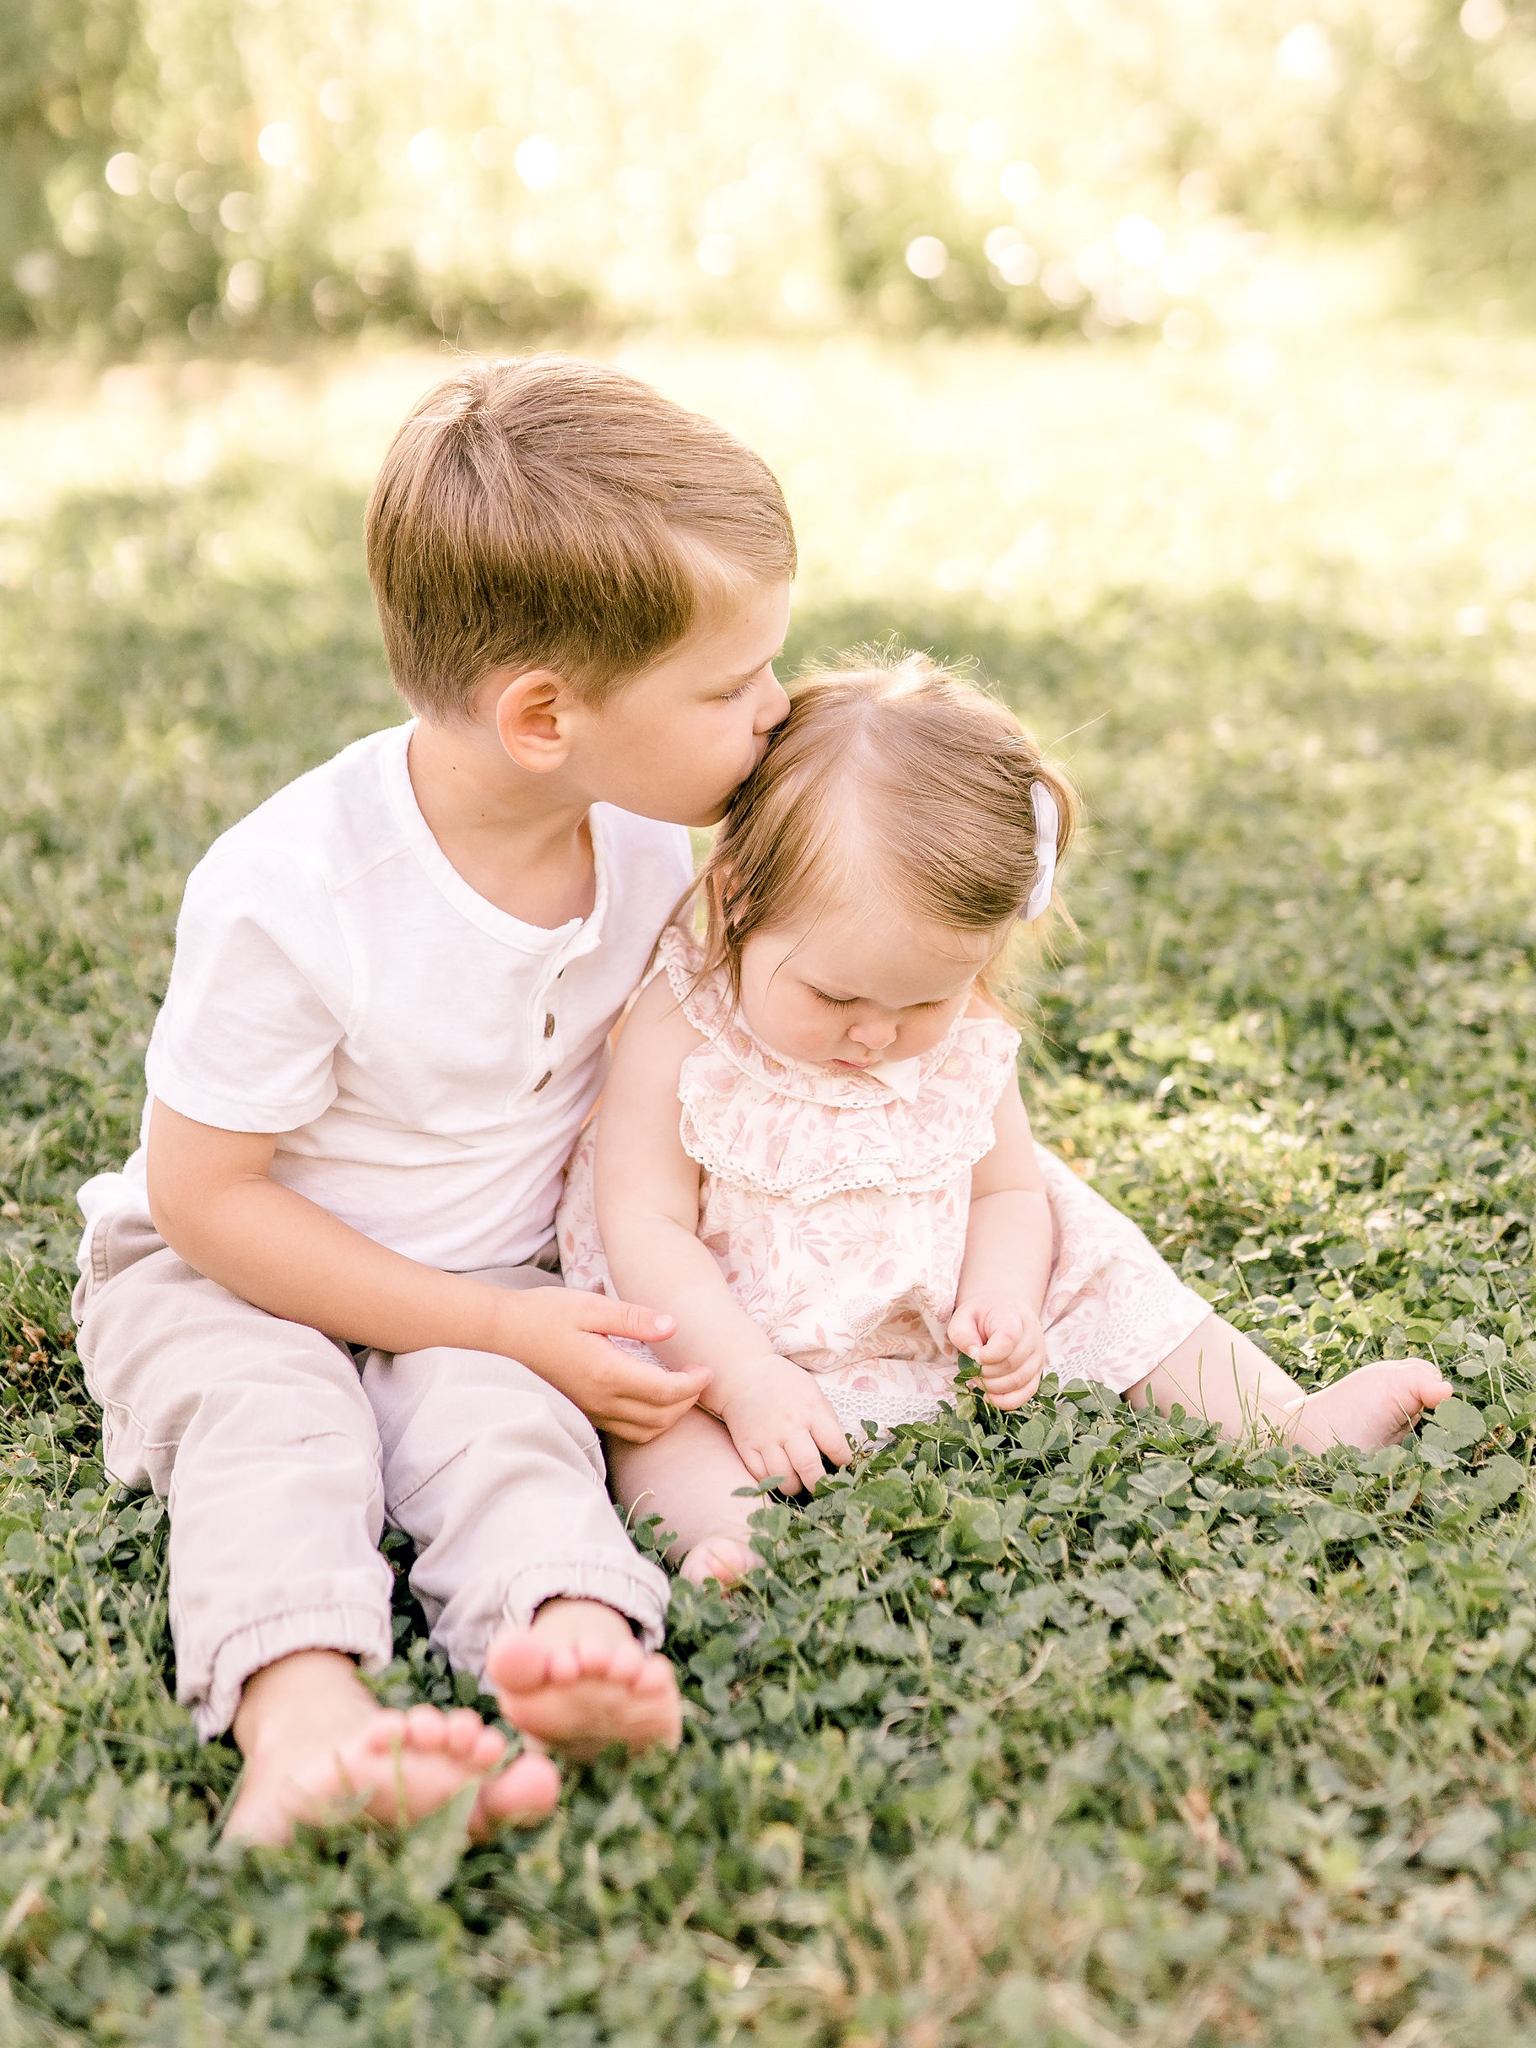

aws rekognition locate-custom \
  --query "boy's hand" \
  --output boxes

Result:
[495,1288,711,1442]
[948,1294,1049,1412]
[711,1355,852,1494]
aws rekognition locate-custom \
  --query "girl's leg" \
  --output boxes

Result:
[607,1409,764,1587]
[1128,1312,1452,1451]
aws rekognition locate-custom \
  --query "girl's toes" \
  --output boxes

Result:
[680,1536,757,1587]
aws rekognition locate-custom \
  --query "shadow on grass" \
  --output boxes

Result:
[6,479,1535,780]
[3,478,1534,1276]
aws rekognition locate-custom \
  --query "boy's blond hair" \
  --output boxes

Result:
[697,647,1078,997]
[365,354,797,718]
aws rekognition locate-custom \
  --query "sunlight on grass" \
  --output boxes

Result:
[8,321,1536,647]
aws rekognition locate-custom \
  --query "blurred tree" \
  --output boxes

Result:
[2,0,1532,351]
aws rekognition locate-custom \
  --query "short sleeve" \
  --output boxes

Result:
[144,840,354,1133]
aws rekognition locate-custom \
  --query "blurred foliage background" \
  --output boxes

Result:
[3,0,1534,355]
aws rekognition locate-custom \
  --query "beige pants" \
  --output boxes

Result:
[73,1206,670,1740]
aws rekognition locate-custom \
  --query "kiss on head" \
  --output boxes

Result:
[70,352,1453,1843]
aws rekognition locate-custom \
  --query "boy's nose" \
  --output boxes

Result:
[756,675,791,732]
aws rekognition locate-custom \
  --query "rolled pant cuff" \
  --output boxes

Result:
[483,1555,671,1666]
[189,1603,395,1742]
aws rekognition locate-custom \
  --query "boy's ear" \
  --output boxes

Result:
[489,668,573,773]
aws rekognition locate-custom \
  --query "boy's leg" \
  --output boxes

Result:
[607,1408,764,1587]
[363,1261,681,1758]
[75,1208,558,1839]
[1128,1312,1452,1450]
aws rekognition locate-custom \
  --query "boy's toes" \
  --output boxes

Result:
[354,1709,408,1757]
[587,1638,643,1682]
[547,1644,583,1685]
[400,1704,450,1752]
[441,1709,505,1768]
[484,1629,553,1697]
[471,1750,562,1835]
[637,1657,684,1745]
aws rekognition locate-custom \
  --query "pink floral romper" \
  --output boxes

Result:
[557,927,1212,1440]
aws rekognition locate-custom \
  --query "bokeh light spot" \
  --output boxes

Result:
[514,136,559,190]
[225,259,265,310]
[999,160,1040,206]
[905,235,948,280]
[257,122,298,168]
[1275,23,1337,90]
[104,153,144,197]
[1460,0,1507,39]
[1114,215,1165,266]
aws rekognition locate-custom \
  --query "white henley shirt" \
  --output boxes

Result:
[77,721,693,1274]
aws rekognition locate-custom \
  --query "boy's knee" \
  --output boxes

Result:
[368,1344,605,1497]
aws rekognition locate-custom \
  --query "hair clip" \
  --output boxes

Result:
[1021,781,1058,922]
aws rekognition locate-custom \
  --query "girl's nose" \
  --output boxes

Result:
[848,1017,897,1051]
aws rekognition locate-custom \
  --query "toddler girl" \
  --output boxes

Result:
[558,651,1452,1585]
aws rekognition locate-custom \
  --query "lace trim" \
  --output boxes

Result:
[676,1075,1006,1201]
[657,924,732,1039]
[822,1378,961,1443]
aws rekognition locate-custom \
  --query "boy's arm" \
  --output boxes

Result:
[593,976,850,1480]
[146,1103,709,1443]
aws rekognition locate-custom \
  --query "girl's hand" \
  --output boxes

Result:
[712,1355,852,1494]
[948,1294,1049,1412]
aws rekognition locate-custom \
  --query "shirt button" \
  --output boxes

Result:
[543,1013,555,1038]
[533,1070,552,1092]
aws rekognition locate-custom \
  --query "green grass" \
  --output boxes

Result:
[3,316,1536,2044]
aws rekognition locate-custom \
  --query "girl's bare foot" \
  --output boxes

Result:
[1286,1358,1455,1453]
[679,1534,758,1587]
[225,1649,560,1845]
[485,1598,682,1762]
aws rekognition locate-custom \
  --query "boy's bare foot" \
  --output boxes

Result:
[225,1649,561,1845]
[679,1534,758,1588]
[1285,1358,1455,1453]
[485,1598,682,1762]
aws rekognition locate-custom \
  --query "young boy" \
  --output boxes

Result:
[72,355,795,1843]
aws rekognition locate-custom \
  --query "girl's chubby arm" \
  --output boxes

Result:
[948,1043,1054,1411]
[595,972,851,1490]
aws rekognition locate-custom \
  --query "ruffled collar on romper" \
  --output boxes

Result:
[654,925,1021,1206]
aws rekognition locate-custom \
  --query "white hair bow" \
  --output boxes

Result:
[1021,781,1059,922]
